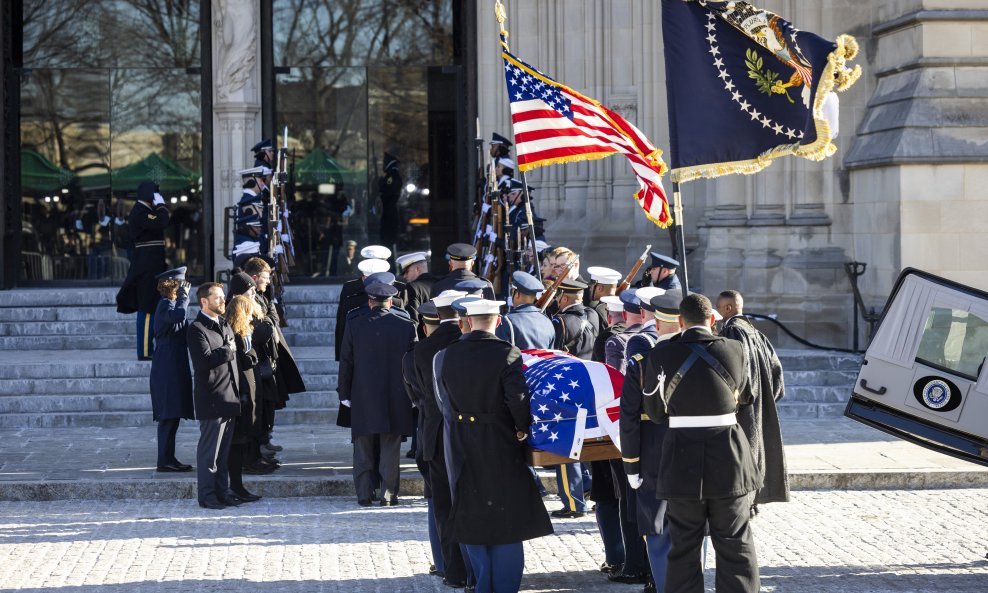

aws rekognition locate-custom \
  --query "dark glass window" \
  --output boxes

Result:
[18,0,204,283]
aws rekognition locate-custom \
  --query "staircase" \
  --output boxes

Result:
[0,286,341,428]
[0,287,862,428]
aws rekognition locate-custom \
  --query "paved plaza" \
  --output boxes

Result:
[0,489,986,592]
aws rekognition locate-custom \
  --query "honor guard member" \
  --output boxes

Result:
[625,287,665,363]
[490,132,513,162]
[592,295,626,364]
[232,171,269,267]
[430,243,496,300]
[619,291,685,590]
[454,278,490,298]
[503,179,542,234]
[116,181,170,360]
[434,298,553,593]
[587,266,623,335]
[333,245,392,361]
[639,294,759,593]
[637,252,682,293]
[338,281,417,507]
[548,278,599,519]
[345,272,411,324]
[496,157,516,192]
[251,139,275,174]
[378,153,402,252]
[397,251,437,331]
[407,291,470,587]
[496,271,555,350]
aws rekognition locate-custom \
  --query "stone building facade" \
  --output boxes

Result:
[477,0,988,349]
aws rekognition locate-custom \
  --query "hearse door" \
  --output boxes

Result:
[846,269,988,466]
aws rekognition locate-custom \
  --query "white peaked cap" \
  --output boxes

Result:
[395,251,427,271]
[432,290,467,308]
[712,309,724,321]
[587,266,622,285]
[360,245,392,260]
[460,299,504,316]
[634,287,665,303]
[357,258,390,275]
[600,295,624,313]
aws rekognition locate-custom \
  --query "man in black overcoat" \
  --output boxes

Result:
[406,294,469,587]
[429,243,495,300]
[338,282,417,506]
[641,294,760,593]
[187,282,242,509]
[716,290,789,508]
[435,298,552,593]
[397,251,439,333]
[116,180,170,360]
[335,247,408,361]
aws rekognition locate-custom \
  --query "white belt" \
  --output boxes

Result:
[668,413,737,428]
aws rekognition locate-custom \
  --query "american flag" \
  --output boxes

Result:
[502,36,672,228]
[522,349,624,459]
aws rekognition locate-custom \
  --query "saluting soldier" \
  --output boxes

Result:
[116,180,170,360]
[639,294,759,593]
[430,243,495,300]
[496,271,555,350]
[619,292,685,590]
[435,298,553,593]
[338,282,417,507]
[636,252,682,293]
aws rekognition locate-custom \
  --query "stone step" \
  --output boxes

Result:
[0,357,338,380]
[0,391,340,414]
[0,332,338,350]
[0,286,342,307]
[777,402,847,420]
[783,370,858,387]
[0,408,338,429]
[776,350,863,371]
[783,385,852,403]
[0,373,338,396]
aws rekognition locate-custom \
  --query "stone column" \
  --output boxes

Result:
[211,0,262,277]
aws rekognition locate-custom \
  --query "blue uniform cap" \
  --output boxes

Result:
[511,271,544,296]
[649,252,680,269]
[619,289,642,314]
[363,271,396,287]
[418,301,440,322]
[455,278,488,295]
[251,139,272,153]
[155,266,187,281]
[446,243,477,261]
[491,132,513,147]
[366,282,398,300]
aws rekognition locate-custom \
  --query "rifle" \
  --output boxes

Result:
[473,159,497,253]
[281,147,297,268]
[267,128,291,301]
[617,244,652,295]
[535,260,577,311]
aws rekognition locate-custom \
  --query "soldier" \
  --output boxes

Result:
[490,132,513,162]
[338,282,417,507]
[251,139,275,173]
[345,272,411,325]
[587,266,623,335]
[636,252,682,293]
[116,180,170,360]
[434,298,553,593]
[716,290,789,511]
[378,152,402,252]
[640,294,759,593]
[334,245,392,361]
[397,251,437,329]
[405,291,469,587]
[625,287,665,363]
[430,243,495,300]
[232,170,269,268]
[496,271,555,350]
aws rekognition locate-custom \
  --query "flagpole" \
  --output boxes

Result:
[672,181,689,301]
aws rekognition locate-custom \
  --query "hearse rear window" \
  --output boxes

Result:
[915,307,988,381]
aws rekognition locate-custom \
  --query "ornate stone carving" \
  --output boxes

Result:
[214,0,257,103]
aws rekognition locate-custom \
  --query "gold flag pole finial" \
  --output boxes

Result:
[495,0,509,45]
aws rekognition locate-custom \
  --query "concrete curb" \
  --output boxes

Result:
[2,470,986,502]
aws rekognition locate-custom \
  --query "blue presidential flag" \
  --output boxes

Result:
[661,0,861,183]
[522,350,624,459]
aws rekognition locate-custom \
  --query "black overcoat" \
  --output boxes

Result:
[643,328,760,500]
[411,321,462,461]
[149,295,194,421]
[429,268,495,300]
[335,279,408,360]
[403,272,439,325]
[721,315,789,504]
[187,313,241,420]
[115,201,169,314]
[338,307,417,437]
[436,332,553,546]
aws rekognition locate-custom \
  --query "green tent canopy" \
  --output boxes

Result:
[79,152,198,193]
[20,149,76,194]
[294,147,365,189]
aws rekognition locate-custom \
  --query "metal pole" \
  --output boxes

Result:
[519,170,542,284]
[673,182,689,301]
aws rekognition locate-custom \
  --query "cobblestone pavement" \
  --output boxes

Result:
[1,490,985,592]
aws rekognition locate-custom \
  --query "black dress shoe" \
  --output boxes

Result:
[550,509,586,519]
[442,577,466,588]
[198,499,226,510]
[358,499,372,507]
[219,495,244,506]
[173,461,193,471]
[600,562,620,575]
[405,449,416,459]
[429,564,443,577]
[643,580,657,593]
[380,498,399,507]
[156,464,193,473]
[231,490,261,503]
[607,572,649,584]
[464,586,475,593]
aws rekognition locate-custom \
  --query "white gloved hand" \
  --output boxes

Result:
[627,473,643,490]
[341,400,351,408]
[99,215,111,227]
[152,192,166,206]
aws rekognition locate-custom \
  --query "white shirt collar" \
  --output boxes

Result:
[201,311,220,323]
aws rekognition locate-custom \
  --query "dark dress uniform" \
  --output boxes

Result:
[430,268,495,300]
[115,181,169,360]
[338,302,417,504]
[643,327,760,593]
[335,277,408,361]
[232,187,268,260]
[149,288,194,469]
[435,330,553,591]
[187,312,241,507]
[404,272,440,331]
[409,319,468,584]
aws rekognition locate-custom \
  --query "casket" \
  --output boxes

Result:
[527,436,621,466]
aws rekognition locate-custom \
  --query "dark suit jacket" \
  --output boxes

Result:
[187,312,241,420]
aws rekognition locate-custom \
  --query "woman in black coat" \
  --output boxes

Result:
[149,267,195,472]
